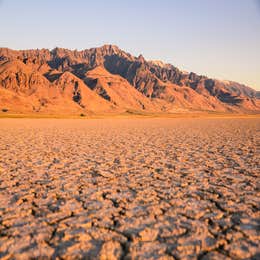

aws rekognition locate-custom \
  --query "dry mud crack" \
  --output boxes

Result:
[0,118,259,259]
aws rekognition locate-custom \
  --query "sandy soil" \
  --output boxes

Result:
[0,118,259,259]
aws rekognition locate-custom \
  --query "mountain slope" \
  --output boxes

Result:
[54,71,115,113]
[85,66,160,111]
[0,45,259,114]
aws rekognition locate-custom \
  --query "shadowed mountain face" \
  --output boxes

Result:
[0,45,259,114]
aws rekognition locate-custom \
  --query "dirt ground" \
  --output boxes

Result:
[0,118,259,259]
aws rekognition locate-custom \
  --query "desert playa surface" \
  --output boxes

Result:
[0,117,259,259]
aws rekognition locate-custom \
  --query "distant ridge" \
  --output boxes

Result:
[0,45,259,115]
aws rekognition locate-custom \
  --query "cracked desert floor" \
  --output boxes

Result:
[0,118,259,259]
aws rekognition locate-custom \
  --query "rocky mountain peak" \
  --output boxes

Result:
[137,54,145,63]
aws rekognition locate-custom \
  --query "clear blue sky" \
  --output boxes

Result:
[0,0,260,90]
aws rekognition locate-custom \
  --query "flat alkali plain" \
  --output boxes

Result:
[0,118,259,259]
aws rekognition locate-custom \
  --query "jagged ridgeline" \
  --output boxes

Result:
[0,45,259,114]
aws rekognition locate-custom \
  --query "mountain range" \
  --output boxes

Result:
[0,45,259,115]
